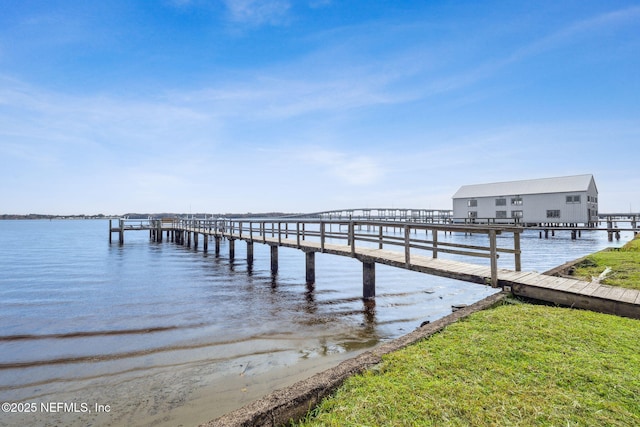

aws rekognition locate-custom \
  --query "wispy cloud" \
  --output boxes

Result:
[378,5,640,104]
[503,5,640,65]
[222,0,291,26]
[296,148,384,185]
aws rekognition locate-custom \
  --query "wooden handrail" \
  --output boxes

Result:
[170,218,523,286]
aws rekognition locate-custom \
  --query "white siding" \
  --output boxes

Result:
[452,175,598,224]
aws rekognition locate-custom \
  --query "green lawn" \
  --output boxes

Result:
[297,300,640,426]
[571,235,640,290]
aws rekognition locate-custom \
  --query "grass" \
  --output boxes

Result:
[571,234,640,290]
[297,300,640,426]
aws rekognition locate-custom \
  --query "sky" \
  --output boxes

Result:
[1,0,639,216]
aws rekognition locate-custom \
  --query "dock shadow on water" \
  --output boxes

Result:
[0,220,633,426]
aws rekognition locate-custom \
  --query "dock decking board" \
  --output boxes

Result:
[620,289,639,304]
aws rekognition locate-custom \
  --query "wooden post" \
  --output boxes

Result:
[363,260,375,299]
[489,229,498,288]
[404,225,410,268]
[119,219,124,244]
[270,245,278,274]
[215,236,220,256]
[305,251,315,284]
[349,222,355,257]
[229,239,235,260]
[194,232,199,249]
[514,230,521,272]
[432,229,438,259]
[247,241,253,265]
[203,234,208,253]
[109,219,112,243]
[379,225,383,249]
[320,222,325,253]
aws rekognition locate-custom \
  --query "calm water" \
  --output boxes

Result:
[0,220,633,426]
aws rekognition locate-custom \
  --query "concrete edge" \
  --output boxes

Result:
[201,291,509,427]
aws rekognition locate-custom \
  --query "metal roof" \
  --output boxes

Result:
[452,174,596,199]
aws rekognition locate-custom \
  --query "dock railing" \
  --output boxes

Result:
[176,218,522,287]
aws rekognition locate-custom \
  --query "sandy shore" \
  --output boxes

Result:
[0,344,361,427]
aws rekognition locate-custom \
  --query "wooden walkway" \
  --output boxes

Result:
[220,229,640,320]
[111,217,640,320]
[499,270,640,319]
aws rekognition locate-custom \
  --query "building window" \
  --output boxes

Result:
[566,195,581,204]
[511,210,523,218]
[496,211,507,219]
[467,199,477,207]
[511,197,523,206]
[468,211,477,218]
[546,210,561,218]
[495,198,506,206]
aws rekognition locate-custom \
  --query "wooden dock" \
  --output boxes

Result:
[111,217,640,319]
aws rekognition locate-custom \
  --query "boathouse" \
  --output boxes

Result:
[452,174,599,226]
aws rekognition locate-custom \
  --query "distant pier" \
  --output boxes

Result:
[297,208,639,241]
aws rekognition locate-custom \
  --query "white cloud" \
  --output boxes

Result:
[296,148,383,186]
[222,0,291,26]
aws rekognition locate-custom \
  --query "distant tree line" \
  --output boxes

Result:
[0,214,110,220]
[1,212,300,220]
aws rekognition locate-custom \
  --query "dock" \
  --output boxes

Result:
[109,217,640,319]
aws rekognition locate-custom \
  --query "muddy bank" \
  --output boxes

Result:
[203,291,509,427]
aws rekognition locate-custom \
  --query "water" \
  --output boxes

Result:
[0,220,633,426]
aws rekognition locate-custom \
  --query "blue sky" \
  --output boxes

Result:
[1,1,639,215]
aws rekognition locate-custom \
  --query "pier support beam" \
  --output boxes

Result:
[363,260,375,299]
[229,239,235,260]
[247,241,254,265]
[270,245,278,274]
[215,236,220,256]
[203,234,208,253]
[305,251,315,284]
[194,232,199,249]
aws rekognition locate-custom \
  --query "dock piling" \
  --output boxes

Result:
[363,260,375,299]
[305,251,315,284]
[270,245,278,274]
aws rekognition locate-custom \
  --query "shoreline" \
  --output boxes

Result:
[203,291,509,426]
